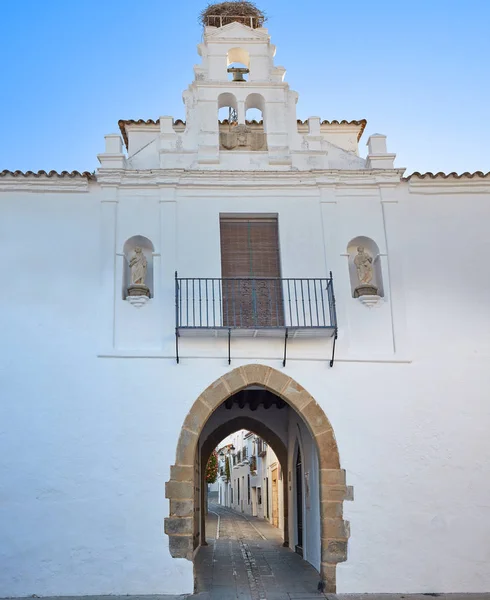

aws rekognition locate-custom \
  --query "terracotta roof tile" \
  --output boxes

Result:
[0,169,95,179]
[403,171,490,180]
[297,119,367,141]
[118,118,186,149]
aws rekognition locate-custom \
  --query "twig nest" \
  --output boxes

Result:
[199,1,267,28]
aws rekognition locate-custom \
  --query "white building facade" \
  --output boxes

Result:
[215,430,284,531]
[1,12,489,599]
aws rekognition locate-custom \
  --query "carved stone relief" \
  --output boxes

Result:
[220,124,267,151]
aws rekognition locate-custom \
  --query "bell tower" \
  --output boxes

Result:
[117,2,369,173]
[182,3,297,167]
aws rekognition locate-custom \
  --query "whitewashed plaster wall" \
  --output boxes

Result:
[287,409,321,572]
[0,177,489,596]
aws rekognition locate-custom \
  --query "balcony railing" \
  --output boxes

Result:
[175,273,338,365]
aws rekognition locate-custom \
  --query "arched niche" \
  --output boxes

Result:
[122,235,155,299]
[347,236,384,298]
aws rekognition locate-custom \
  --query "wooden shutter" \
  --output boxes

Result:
[220,217,284,327]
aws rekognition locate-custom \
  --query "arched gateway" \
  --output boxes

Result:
[165,364,349,592]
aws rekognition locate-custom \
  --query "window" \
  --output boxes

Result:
[237,478,240,503]
[257,438,267,456]
[248,474,251,504]
[220,216,284,327]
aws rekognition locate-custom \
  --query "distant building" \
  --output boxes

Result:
[215,430,283,529]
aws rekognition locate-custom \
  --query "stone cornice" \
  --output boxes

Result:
[96,168,406,189]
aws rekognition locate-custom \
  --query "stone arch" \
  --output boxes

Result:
[165,364,348,593]
[200,416,289,547]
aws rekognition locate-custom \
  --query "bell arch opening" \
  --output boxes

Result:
[165,364,349,593]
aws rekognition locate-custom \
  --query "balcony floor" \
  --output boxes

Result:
[176,326,336,339]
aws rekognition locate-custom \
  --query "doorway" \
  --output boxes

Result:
[271,466,279,528]
[165,364,348,593]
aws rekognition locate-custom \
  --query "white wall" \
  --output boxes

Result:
[1,172,489,597]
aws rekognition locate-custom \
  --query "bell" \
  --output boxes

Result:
[227,67,250,82]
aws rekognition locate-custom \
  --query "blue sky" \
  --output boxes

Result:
[1,0,488,175]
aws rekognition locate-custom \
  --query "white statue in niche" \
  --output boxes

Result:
[130,247,147,285]
[353,246,378,298]
[354,246,373,285]
[127,247,150,299]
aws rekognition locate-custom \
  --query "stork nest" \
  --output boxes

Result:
[199,1,267,28]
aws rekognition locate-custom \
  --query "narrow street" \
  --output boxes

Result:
[195,503,326,600]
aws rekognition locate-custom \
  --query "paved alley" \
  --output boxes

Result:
[195,503,326,600]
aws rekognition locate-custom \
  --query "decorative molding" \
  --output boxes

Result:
[358,295,384,308]
[126,295,151,308]
[95,168,406,189]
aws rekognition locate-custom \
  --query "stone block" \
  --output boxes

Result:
[183,399,212,435]
[345,485,354,501]
[319,562,336,593]
[320,468,346,485]
[221,368,247,393]
[241,364,270,386]
[321,483,348,502]
[321,500,343,519]
[200,378,230,410]
[168,534,193,560]
[322,540,348,564]
[266,369,290,395]
[315,431,340,469]
[170,465,194,482]
[282,379,313,412]
[175,428,198,466]
[321,517,349,539]
[164,517,193,536]
[170,499,194,517]
[302,400,332,436]
[165,480,193,499]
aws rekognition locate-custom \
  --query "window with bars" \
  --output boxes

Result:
[220,216,284,327]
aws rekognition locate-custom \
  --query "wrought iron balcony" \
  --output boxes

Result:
[174,273,338,366]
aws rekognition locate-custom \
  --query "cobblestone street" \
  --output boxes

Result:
[195,503,326,599]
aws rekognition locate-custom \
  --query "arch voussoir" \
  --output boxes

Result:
[200,377,232,410]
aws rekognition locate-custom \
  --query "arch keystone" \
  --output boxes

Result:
[241,364,271,385]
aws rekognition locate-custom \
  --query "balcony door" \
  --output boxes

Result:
[220,216,284,327]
